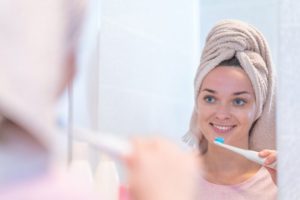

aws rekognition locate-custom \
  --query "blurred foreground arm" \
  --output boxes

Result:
[124,137,200,200]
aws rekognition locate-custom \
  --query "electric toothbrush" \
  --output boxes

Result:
[214,137,276,170]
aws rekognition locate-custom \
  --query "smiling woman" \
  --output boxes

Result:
[183,19,277,199]
[197,65,257,148]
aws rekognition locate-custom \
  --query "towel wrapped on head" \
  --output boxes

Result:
[184,19,276,153]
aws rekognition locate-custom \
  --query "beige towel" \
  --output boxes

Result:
[184,19,276,152]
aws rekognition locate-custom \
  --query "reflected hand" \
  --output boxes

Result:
[259,149,277,185]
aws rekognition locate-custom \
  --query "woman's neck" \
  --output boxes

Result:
[0,119,49,184]
[200,143,261,185]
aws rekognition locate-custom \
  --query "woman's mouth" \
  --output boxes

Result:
[210,123,236,134]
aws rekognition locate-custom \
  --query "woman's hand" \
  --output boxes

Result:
[259,149,277,185]
[123,137,200,200]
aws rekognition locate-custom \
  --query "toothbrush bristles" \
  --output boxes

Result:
[214,137,225,144]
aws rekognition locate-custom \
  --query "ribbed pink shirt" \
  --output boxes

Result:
[198,167,277,200]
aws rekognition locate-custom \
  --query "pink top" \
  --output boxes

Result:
[198,167,277,200]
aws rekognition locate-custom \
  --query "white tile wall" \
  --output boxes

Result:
[278,0,300,199]
[58,0,201,178]
[93,0,201,144]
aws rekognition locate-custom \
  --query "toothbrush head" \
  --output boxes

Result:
[214,137,225,144]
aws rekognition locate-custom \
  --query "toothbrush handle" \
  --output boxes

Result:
[242,150,265,165]
[246,150,277,170]
[214,141,277,170]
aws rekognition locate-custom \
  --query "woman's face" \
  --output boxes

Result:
[197,66,256,147]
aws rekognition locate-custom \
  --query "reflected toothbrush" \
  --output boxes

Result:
[214,137,276,170]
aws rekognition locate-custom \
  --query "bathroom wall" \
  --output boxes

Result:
[71,0,202,146]
[278,0,300,199]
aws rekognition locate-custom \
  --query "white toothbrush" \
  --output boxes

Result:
[214,137,276,170]
[73,128,132,158]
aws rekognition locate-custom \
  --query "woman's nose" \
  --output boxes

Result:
[214,104,231,120]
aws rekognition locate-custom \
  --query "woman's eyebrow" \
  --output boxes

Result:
[201,89,252,96]
[233,91,250,95]
[201,88,216,93]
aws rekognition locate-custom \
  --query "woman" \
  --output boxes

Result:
[183,19,277,199]
[125,20,277,200]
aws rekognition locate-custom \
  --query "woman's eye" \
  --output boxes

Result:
[233,98,246,106]
[204,96,216,103]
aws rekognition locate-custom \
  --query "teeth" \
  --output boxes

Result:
[213,125,232,131]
